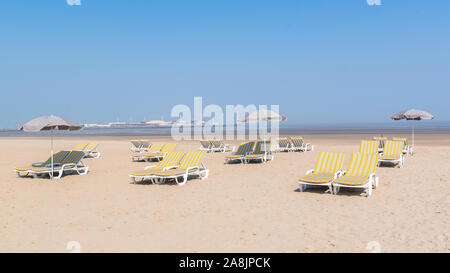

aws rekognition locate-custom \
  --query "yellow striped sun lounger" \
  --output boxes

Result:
[288,136,313,152]
[224,142,255,164]
[333,153,379,197]
[359,140,379,154]
[392,137,411,155]
[379,140,405,167]
[83,142,100,158]
[136,143,178,162]
[131,142,165,162]
[129,151,185,183]
[244,140,273,163]
[373,137,387,152]
[276,137,292,152]
[298,152,344,193]
[151,151,209,186]
[73,142,89,151]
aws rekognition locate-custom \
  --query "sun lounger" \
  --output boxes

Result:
[276,137,293,152]
[16,150,71,178]
[392,137,412,155]
[288,136,313,152]
[130,140,151,152]
[199,140,212,152]
[131,142,165,162]
[373,137,387,153]
[210,140,231,153]
[224,141,255,164]
[359,140,379,154]
[83,142,100,158]
[134,143,178,162]
[150,151,209,186]
[332,153,379,197]
[378,140,405,167]
[129,151,185,183]
[73,142,89,151]
[298,152,344,193]
[244,140,273,163]
[16,151,88,179]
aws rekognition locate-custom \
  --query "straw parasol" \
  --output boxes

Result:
[391,109,434,153]
[19,115,83,178]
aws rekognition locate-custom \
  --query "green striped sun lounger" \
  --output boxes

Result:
[224,141,255,164]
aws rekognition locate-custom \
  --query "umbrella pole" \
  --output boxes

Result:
[51,129,54,179]
[412,124,415,153]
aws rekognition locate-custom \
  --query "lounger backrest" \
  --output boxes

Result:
[146,142,165,153]
[346,153,379,178]
[161,143,177,153]
[373,137,387,148]
[253,141,271,154]
[235,142,254,155]
[393,137,408,146]
[289,137,304,147]
[177,151,206,169]
[83,142,99,152]
[313,152,345,175]
[60,151,86,165]
[383,140,405,157]
[73,142,88,151]
[211,140,223,148]
[131,141,141,148]
[140,141,151,149]
[278,138,289,148]
[359,140,379,154]
[41,151,71,166]
[200,140,211,149]
[155,151,185,169]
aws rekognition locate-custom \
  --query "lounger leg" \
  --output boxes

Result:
[333,185,340,195]
[367,182,372,197]
[328,184,334,194]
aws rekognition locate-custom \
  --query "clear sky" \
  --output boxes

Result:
[0,0,449,128]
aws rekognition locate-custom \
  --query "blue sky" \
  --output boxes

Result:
[0,0,449,128]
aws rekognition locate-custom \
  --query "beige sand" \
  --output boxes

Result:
[0,134,449,253]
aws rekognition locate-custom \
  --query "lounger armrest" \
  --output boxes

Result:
[305,169,315,174]
[186,166,199,172]
[144,165,158,170]
[163,165,178,171]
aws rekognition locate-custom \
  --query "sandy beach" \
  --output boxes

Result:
[0,134,449,253]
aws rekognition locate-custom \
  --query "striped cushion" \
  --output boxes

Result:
[359,140,379,154]
[152,151,206,177]
[299,152,344,184]
[334,153,379,186]
[382,140,404,160]
[300,173,335,184]
[130,151,185,176]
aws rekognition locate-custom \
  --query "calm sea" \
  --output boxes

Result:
[1,121,450,137]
